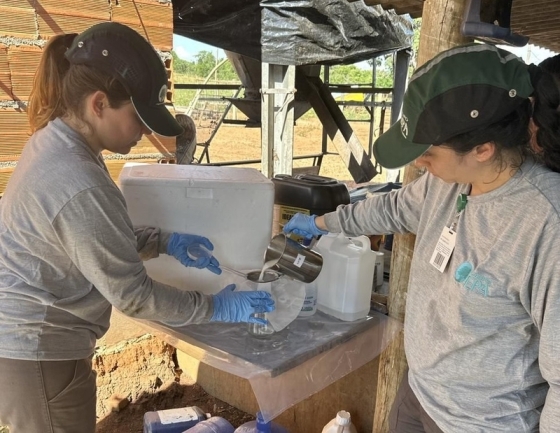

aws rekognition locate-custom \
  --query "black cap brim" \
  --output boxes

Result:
[373,121,431,169]
[132,97,184,137]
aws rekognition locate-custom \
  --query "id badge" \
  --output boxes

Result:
[429,226,457,273]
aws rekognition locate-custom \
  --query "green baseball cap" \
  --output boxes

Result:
[373,44,534,169]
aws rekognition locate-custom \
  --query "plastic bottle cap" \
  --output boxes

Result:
[336,411,351,426]
[256,411,271,432]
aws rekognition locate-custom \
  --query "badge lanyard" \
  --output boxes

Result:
[429,193,468,273]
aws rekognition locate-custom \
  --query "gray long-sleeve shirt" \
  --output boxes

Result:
[324,160,560,432]
[0,118,213,361]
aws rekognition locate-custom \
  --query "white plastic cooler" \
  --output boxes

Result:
[119,164,274,295]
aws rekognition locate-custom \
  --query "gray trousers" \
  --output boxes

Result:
[389,371,445,433]
[0,357,96,433]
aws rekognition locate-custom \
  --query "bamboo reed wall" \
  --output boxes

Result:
[0,0,176,195]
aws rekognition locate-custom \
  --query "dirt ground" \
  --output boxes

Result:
[195,115,382,181]
[94,333,254,432]
[93,116,380,433]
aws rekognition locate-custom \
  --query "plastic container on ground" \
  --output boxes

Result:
[143,406,207,433]
[321,410,357,433]
[313,233,375,321]
[182,416,235,433]
[271,174,350,237]
[119,164,274,295]
[234,412,290,433]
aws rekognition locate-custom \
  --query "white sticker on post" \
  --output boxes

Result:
[429,226,456,273]
[293,254,306,268]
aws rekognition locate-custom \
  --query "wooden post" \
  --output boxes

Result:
[261,63,296,177]
[372,1,471,432]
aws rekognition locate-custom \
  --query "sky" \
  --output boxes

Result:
[499,44,557,64]
[173,34,557,66]
[173,35,222,61]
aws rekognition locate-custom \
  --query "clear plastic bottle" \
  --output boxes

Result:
[234,412,289,433]
[298,281,317,317]
[321,410,357,433]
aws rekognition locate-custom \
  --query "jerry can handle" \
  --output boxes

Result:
[349,235,371,251]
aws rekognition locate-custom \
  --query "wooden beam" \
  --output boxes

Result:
[372,1,471,432]
[512,0,555,8]
[513,4,560,14]
[297,74,378,183]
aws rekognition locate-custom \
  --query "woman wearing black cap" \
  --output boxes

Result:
[529,54,560,172]
[285,44,560,433]
[0,22,274,433]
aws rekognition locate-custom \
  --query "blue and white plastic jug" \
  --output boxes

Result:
[183,416,235,433]
[143,406,207,433]
[233,412,289,433]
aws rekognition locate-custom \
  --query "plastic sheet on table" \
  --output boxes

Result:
[135,310,401,423]
[249,314,401,422]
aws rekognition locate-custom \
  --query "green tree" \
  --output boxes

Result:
[325,64,373,85]
[408,18,422,72]
[194,50,218,78]
[365,17,422,88]
[171,50,189,74]
[191,51,241,82]
[216,60,239,81]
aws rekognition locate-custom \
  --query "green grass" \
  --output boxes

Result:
[172,73,200,107]
[172,73,242,108]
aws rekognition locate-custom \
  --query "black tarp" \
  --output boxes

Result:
[174,0,262,60]
[173,0,413,65]
[260,0,413,65]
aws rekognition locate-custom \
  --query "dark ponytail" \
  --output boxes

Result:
[530,55,560,172]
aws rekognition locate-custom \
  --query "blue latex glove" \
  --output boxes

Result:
[167,232,222,275]
[282,213,328,240]
[210,284,275,324]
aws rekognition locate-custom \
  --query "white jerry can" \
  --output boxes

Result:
[313,233,375,321]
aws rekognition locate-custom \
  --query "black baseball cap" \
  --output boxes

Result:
[373,44,534,169]
[65,22,183,137]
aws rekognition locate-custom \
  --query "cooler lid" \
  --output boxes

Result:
[119,164,273,189]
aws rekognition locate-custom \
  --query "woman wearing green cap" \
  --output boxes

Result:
[285,44,560,433]
[0,22,274,433]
